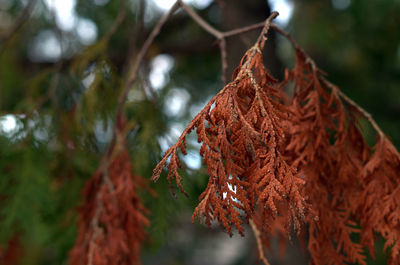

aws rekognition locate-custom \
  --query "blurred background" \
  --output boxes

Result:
[0,0,399,264]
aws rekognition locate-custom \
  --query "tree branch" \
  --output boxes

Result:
[103,0,127,42]
[117,1,180,119]
[256,12,279,50]
[177,2,278,84]
[223,22,265,38]
[219,38,228,85]
[250,219,270,265]
[178,0,223,38]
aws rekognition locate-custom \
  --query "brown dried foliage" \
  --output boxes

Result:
[153,28,307,237]
[0,234,23,265]
[69,141,149,265]
[152,18,400,265]
[284,51,371,265]
[283,49,400,265]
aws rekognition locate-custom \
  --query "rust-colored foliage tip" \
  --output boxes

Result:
[152,16,400,265]
[69,147,149,265]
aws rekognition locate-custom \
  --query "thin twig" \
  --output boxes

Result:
[270,24,303,52]
[224,22,265,38]
[178,0,223,39]
[140,67,159,103]
[117,1,180,119]
[256,12,279,50]
[250,219,270,265]
[125,0,145,75]
[103,0,127,42]
[177,1,273,84]
[234,13,278,78]
[219,38,228,84]
[177,0,228,83]
[215,0,252,46]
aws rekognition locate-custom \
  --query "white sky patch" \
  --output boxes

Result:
[151,0,212,11]
[76,18,98,45]
[189,96,212,117]
[30,0,98,61]
[29,30,61,62]
[184,151,202,169]
[169,122,185,141]
[157,122,184,158]
[150,54,174,90]
[94,119,113,143]
[158,122,185,155]
[32,115,52,142]
[222,176,239,200]
[186,155,201,170]
[158,136,169,153]
[44,0,77,31]
[331,0,351,10]
[151,0,176,10]
[0,115,18,133]
[164,88,190,117]
[159,126,202,170]
[43,0,98,48]
[190,0,213,9]
[268,0,293,27]
[82,72,96,89]
[0,114,25,139]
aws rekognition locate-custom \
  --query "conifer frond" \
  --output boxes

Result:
[69,147,149,265]
[152,20,307,236]
[358,137,400,265]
